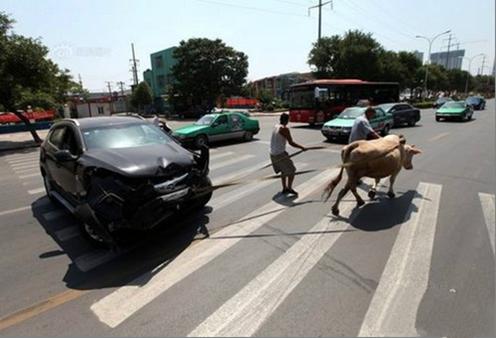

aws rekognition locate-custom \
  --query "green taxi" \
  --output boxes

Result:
[321,106,393,142]
[435,101,473,122]
[173,111,260,148]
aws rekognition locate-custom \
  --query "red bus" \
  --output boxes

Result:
[289,79,399,125]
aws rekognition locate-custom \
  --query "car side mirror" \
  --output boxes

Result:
[55,149,78,162]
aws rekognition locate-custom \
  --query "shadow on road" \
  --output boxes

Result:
[31,197,212,291]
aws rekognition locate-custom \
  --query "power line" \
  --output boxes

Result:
[195,0,309,18]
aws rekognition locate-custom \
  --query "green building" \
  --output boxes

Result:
[143,46,177,112]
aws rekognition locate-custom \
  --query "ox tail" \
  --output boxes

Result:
[322,165,344,202]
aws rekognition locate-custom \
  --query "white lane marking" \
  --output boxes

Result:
[3,153,38,161]
[74,250,124,272]
[55,226,80,242]
[11,163,39,170]
[43,209,66,221]
[0,206,31,217]
[7,157,38,165]
[28,187,45,195]
[14,167,39,174]
[428,132,450,142]
[255,140,270,145]
[189,197,355,337]
[90,169,337,328]
[478,192,495,256]
[210,154,254,171]
[22,180,43,186]
[210,151,234,161]
[19,173,40,179]
[210,163,309,210]
[359,182,442,337]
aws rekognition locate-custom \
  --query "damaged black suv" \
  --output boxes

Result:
[40,117,212,247]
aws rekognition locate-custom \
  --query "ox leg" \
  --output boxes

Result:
[368,178,380,200]
[350,180,365,208]
[332,183,350,216]
[387,174,397,198]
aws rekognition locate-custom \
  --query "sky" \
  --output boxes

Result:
[2,0,495,92]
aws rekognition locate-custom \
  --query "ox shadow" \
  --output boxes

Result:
[339,189,419,231]
[31,197,213,291]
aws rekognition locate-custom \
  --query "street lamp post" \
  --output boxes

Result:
[416,30,451,98]
[459,54,485,96]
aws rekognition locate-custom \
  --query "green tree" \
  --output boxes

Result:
[0,12,78,142]
[170,38,248,112]
[397,51,422,91]
[256,89,274,111]
[131,81,153,113]
[308,30,384,80]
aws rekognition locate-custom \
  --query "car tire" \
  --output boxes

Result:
[192,176,213,210]
[408,118,416,127]
[435,116,441,122]
[243,131,253,142]
[43,174,57,203]
[80,222,109,248]
[194,134,208,148]
[381,124,390,136]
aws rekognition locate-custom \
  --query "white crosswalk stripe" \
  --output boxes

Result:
[55,225,80,242]
[189,193,357,337]
[19,173,40,179]
[478,192,495,256]
[90,168,337,328]
[28,187,45,195]
[209,154,254,171]
[210,151,234,161]
[359,182,442,337]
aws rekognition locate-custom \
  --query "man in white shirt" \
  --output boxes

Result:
[269,113,306,196]
[348,107,381,144]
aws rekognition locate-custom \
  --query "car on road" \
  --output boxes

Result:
[173,111,260,148]
[377,103,420,127]
[40,116,212,247]
[435,101,474,122]
[432,97,453,109]
[465,96,486,110]
[321,106,393,142]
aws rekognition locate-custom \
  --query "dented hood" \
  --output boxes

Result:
[81,142,194,177]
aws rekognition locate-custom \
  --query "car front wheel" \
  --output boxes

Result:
[381,124,390,136]
[194,134,208,148]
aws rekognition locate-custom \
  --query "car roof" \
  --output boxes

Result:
[60,116,146,129]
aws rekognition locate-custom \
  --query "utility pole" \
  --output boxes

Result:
[308,0,332,43]
[105,81,113,114]
[117,81,125,96]
[78,74,83,88]
[480,54,486,76]
[130,43,139,86]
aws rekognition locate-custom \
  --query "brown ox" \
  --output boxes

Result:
[324,134,422,216]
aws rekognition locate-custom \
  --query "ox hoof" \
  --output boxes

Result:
[332,207,340,216]
[368,190,376,199]
[387,192,396,199]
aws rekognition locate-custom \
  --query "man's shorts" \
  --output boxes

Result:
[270,151,296,176]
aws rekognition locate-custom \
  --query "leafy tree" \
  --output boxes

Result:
[170,38,248,112]
[397,51,422,91]
[131,81,153,113]
[256,89,274,111]
[0,12,78,142]
[308,30,384,80]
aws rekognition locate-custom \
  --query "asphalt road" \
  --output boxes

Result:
[0,102,494,337]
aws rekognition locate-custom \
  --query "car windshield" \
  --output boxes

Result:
[466,97,479,104]
[195,115,215,125]
[378,103,395,112]
[436,97,450,103]
[82,122,172,150]
[337,107,366,119]
[442,101,465,109]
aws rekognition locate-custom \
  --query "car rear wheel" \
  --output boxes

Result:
[194,134,208,148]
[243,131,253,142]
[408,118,416,127]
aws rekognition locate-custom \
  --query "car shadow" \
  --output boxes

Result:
[31,197,213,291]
[291,124,323,130]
